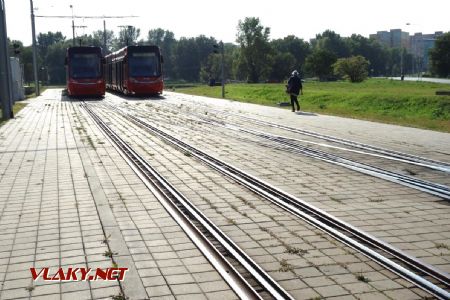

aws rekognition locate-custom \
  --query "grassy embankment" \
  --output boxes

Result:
[173,78,450,132]
[0,102,28,126]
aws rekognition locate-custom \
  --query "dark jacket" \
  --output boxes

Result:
[287,75,302,95]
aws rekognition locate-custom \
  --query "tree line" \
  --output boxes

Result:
[8,17,450,85]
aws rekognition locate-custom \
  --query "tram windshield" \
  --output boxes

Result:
[129,52,159,77]
[70,53,101,79]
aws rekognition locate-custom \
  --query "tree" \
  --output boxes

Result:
[348,34,388,76]
[46,42,70,84]
[173,37,200,81]
[429,32,450,78]
[304,49,337,80]
[268,52,296,81]
[37,32,65,59]
[200,46,234,83]
[195,35,218,67]
[236,17,273,82]
[314,30,350,58]
[383,47,412,76]
[12,44,34,84]
[147,28,166,45]
[8,39,23,57]
[147,28,176,78]
[75,34,102,47]
[116,26,140,49]
[333,55,369,82]
[271,35,311,71]
[92,29,115,53]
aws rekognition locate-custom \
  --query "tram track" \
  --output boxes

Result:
[205,120,450,201]
[99,101,450,299]
[164,98,450,174]
[223,110,450,173]
[121,99,450,200]
[80,102,293,300]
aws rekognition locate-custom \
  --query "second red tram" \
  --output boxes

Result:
[104,45,164,95]
[65,46,105,97]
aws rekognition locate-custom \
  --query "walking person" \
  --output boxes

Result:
[286,70,303,112]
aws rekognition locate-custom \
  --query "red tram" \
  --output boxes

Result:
[104,46,164,95]
[65,46,105,97]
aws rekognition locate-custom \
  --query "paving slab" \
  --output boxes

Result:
[1,89,446,299]
[91,92,439,298]
[109,91,450,274]
[0,91,237,300]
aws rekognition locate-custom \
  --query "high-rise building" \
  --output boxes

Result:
[390,29,410,49]
[369,29,443,72]
[369,31,390,47]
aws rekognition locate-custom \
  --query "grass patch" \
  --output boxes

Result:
[25,286,35,292]
[285,246,308,256]
[25,86,50,99]
[278,259,294,272]
[103,250,117,258]
[0,102,28,126]
[111,292,129,300]
[175,78,450,132]
[356,273,371,283]
[435,243,450,250]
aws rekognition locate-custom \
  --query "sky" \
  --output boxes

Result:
[4,0,450,46]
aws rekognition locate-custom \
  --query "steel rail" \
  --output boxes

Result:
[104,103,450,300]
[141,105,450,201]
[222,124,450,201]
[81,102,293,300]
[121,103,450,201]
[211,108,450,173]
[131,98,450,174]
[155,98,450,173]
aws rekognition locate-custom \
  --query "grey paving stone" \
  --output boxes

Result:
[1,91,443,300]
[61,290,92,300]
[145,285,172,297]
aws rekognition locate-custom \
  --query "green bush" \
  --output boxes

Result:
[333,56,369,82]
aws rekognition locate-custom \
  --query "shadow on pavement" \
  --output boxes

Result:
[295,111,316,116]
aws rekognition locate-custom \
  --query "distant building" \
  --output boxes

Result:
[369,29,444,72]
[390,29,410,49]
[369,31,390,47]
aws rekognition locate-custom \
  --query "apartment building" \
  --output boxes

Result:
[370,29,443,72]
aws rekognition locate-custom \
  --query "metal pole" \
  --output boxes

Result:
[70,5,75,46]
[0,0,13,119]
[220,41,225,98]
[103,19,107,54]
[29,0,39,96]
[127,25,132,46]
[72,20,75,46]
[400,47,403,77]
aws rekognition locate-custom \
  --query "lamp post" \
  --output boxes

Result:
[70,4,75,46]
[400,48,404,79]
[406,23,414,77]
[406,22,422,80]
[29,0,39,96]
[103,19,107,54]
[220,41,224,98]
